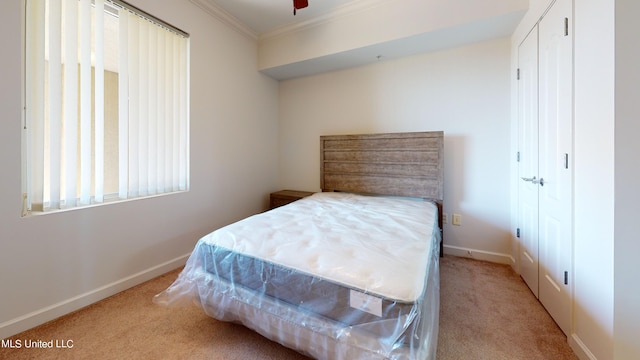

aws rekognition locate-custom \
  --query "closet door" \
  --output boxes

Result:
[517,28,540,298]
[537,0,572,336]
[517,0,573,337]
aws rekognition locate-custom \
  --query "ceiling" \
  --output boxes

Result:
[209,0,359,34]
[197,0,527,80]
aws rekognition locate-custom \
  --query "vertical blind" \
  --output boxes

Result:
[24,0,190,212]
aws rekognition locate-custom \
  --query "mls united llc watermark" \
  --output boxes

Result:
[2,339,74,349]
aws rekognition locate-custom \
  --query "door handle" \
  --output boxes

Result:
[521,176,544,186]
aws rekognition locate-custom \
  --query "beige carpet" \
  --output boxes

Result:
[436,256,577,360]
[1,255,577,359]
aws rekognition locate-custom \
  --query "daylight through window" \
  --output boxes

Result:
[23,0,190,214]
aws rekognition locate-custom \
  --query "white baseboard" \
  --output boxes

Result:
[569,333,598,360]
[443,244,514,265]
[0,254,190,340]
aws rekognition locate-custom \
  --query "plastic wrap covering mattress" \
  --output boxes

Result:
[154,192,440,360]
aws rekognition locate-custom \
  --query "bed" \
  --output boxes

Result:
[154,131,444,359]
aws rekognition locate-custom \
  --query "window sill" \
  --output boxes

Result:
[22,189,189,218]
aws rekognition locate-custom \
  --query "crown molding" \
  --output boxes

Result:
[189,0,258,41]
[260,0,393,41]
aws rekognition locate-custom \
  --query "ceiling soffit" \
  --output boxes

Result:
[190,0,528,80]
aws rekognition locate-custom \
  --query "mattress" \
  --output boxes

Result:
[154,192,440,359]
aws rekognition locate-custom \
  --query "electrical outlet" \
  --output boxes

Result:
[452,214,462,226]
[442,213,448,224]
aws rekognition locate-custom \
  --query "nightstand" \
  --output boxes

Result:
[269,190,315,210]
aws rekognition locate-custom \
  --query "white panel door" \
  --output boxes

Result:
[537,0,573,336]
[517,27,539,298]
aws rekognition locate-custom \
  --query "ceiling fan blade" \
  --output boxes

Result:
[293,0,308,15]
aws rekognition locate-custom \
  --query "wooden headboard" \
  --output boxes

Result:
[320,131,444,253]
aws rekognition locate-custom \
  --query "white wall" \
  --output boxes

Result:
[614,1,640,359]
[573,0,615,358]
[278,37,514,262]
[0,0,279,339]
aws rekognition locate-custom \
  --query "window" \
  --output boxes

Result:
[23,0,190,214]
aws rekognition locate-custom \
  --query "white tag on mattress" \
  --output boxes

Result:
[350,290,382,317]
